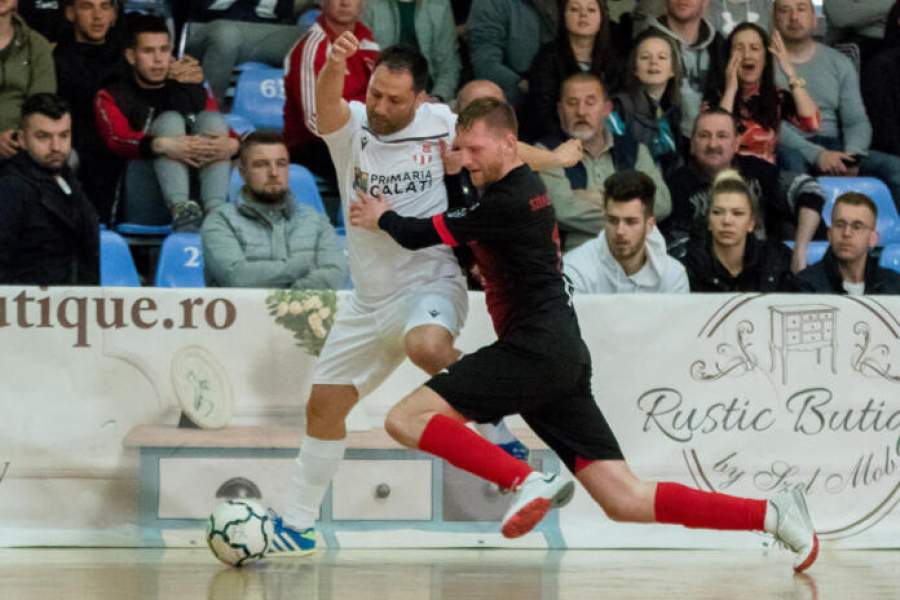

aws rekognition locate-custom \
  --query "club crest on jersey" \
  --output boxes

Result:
[413,142,433,165]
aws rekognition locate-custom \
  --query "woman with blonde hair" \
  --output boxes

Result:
[681,170,794,291]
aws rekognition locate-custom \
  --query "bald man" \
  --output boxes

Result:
[455,80,506,113]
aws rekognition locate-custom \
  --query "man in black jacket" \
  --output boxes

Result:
[54,0,128,224]
[0,93,99,285]
[663,108,824,272]
[793,192,900,294]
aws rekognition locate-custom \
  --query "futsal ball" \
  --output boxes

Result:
[206,499,274,566]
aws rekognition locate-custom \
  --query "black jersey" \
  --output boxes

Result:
[379,164,590,364]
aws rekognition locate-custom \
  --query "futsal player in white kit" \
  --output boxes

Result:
[266,33,575,554]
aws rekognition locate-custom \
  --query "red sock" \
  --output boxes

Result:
[655,482,766,531]
[419,414,533,490]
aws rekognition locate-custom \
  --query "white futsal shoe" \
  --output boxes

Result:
[769,487,819,572]
[500,472,575,539]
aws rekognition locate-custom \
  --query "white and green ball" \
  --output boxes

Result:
[206,499,274,566]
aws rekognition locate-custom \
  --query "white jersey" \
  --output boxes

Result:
[322,101,462,305]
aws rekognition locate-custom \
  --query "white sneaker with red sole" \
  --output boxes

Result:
[770,487,819,572]
[500,472,575,539]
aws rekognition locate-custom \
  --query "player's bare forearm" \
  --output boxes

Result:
[516,140,583,171]
[315,32,356,135]
[791,207,821,273]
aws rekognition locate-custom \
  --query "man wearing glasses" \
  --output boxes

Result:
[793,192,900,294]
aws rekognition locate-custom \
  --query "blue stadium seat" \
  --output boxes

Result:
[229,164,326,214]
[100,230,141,287]
[806,241,829,266]
[879,244,900,273]
[225,113,256,137]
[818,177,900,244]
[155,233,205,288]
[232,68,286,131]
[235,62,269,72]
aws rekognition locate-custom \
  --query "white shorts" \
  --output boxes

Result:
[313,278,468,398]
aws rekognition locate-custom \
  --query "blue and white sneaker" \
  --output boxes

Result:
[266,509,316,557]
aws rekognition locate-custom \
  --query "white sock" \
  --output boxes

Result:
[283,436,345,530]
[475,420,516,445]
[764,501,777,534]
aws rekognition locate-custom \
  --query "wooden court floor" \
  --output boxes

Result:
[1,547,897,599]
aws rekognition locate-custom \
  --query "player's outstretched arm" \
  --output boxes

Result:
[315,31,356,136]
[350,189,444,249]
[516,139,582,172]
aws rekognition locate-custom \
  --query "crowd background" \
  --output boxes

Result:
[1,0,899,296]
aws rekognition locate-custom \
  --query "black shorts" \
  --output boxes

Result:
[426,341,624,472]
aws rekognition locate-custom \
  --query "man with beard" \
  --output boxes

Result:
[266,39,540,556]
[95,15,238,232]
[537,72,670,252]
[563,170,688,293]
[772,0,900,212]
[663,108,824,272]
[0,93,99,285]
[348,96,818,573]
[200,132,349,289]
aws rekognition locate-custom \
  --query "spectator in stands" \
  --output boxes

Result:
[792,192,900,294]
[663,108,824,271]
[707,0,772,36]
[634,1,772,37]
[284,0,378,187]
[17,0,126,42]
[681,169,794,292]
[202,132,349,289]
[610,29,686,178]
[862,2,900,157]
[824,0,894,68]
[647,0,727,137]
[454,79,505,112]
[363,0,460,103]
[184,0,306,104]
[466,0,558,109]
[564,169,689,293]
[538,72,670,252]
[773,0,900,212]
[95,15,238,232]
[54,0,127,224]
[707,23,820,165]
[0,0,55,160]
[524,0,621,142]
[0,94,99,285]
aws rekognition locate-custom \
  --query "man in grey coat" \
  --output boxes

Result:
[201,132,349,289]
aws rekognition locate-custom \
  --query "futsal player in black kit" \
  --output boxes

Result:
[349,97,818,572]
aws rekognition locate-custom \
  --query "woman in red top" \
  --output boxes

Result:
[713,22,820,164]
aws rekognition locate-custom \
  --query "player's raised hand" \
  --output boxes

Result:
[329,31,359,64]
[553,138,583,168]
[350,188,390,231]
[439,138,465,175]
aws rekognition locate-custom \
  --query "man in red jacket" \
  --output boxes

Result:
[283,0,379,188]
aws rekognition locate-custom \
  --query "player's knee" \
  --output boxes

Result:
[601,501,634,523]
[306,393,347,429]
[407,340,454,375]
[384,404,413,446]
